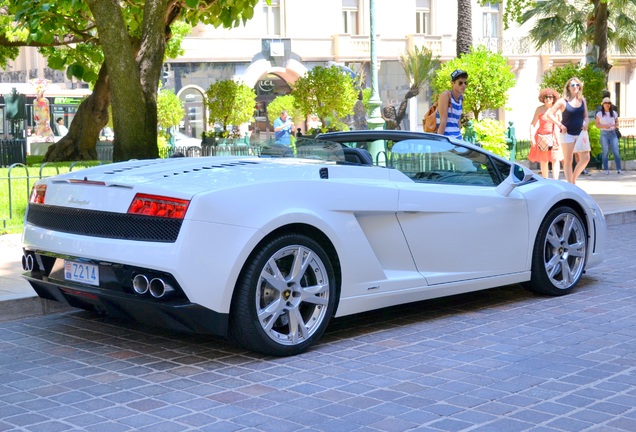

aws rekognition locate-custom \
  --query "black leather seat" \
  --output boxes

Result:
[342,147,374,165]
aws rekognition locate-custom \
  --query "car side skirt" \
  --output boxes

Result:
[335,272,531,317]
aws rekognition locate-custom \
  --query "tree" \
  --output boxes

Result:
[510,0,636,78]
[292,65,358,131]
[1,0,261,161]
[267,95,300,126]
[457,0,473,56]
[431,45,516,120]
[384,46,439,130]
[205,80,256,137]
[157,88,185,132]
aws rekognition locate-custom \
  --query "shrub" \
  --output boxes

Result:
[470,118,509,158]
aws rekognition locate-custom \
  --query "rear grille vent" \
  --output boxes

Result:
[26,204,182,243]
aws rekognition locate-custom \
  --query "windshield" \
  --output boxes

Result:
[260,138,347,163]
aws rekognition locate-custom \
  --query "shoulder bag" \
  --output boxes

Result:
[536,134,554,152]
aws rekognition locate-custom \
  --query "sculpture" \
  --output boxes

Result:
[30,79,55,142]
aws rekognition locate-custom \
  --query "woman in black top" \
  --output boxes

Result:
[547,77,589,184]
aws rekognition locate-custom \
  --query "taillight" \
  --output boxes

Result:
[29,184,47,204]
[127,193,190,219]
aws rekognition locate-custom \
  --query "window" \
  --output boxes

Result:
[264,0,281,36]
[482,2,499,38]
[415,0,431,35]
[390,139,500,186]
[342,0,359,35]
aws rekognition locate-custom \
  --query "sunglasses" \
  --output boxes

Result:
[544,96,555,99]
[456,81,468,86]
[570,83,581,88]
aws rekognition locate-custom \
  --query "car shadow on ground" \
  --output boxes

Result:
[26,280,602,363]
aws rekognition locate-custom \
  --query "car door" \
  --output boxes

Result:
[391,139,530,285]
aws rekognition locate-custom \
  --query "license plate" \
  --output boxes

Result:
[64,261,99,286]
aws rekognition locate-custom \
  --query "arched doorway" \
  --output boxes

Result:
[253,73,291,140]
[178,87,205,139]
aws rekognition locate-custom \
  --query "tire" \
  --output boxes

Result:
[229,234,337,356]
[523,206,587,296]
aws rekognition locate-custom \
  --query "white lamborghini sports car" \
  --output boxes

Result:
[22,131,606,356]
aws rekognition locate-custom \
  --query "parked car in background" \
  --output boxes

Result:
[21,131,606,356]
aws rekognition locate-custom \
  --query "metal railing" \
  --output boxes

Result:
[1,161,101,229]
[515,136,636,165]
[0,139,27,167]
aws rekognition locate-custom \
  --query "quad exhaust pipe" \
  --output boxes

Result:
[132,274,174,298]
[149,278,175,298]
[22,253,34,272]
[132,274,149,294]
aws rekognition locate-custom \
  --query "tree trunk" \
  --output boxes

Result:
[393,85,420,129]
[86,0,165,161]
[456,0,472,57]
[592,0,611,78]
[43,65,110,162]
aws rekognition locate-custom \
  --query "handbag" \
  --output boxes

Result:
[536,134,554,152]
[423,101,438,133]
[612,110,622,139]
[574,130,591,152]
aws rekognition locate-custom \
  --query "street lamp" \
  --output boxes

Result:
[366,0,384,131]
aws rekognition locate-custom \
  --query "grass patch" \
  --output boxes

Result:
[1,160,105,235]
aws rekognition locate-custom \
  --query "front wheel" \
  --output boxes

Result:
[230,234,337,356]
[523,206,587,296]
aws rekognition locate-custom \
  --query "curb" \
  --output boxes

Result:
[606,210,636,226]
[0,295,72,323]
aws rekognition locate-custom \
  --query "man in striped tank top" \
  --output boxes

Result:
[437,69,468,140]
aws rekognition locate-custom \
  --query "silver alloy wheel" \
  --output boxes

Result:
[256,244,330,345]
[542,212,587,289]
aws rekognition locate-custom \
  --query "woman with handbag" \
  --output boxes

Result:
[595,96,623,175]
[547,77,589,185]
[529,88,562,179]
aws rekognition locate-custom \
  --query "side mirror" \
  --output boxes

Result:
[496,163,535,197]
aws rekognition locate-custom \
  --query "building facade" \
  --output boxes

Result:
[3,1,635,141]
[164,0,636,140]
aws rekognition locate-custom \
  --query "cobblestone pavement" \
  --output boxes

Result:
[1,223,635,432]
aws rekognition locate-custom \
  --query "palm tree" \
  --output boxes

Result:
[457,0,473,56]
[382,46,439,129]
[520,0,636,77]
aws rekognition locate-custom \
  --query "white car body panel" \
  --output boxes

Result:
[21,134,606,353]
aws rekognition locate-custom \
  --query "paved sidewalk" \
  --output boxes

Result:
[0,221,634,432]
[1,169,635,321]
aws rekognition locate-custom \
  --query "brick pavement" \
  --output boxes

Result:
[0,221,635,431]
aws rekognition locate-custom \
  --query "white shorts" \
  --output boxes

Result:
[560,133,577,144]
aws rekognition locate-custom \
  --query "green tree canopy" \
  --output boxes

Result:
[205,80,256,134]
[431,46,516,120]
[0,0,262,161]
[540,63,606,108]
[267,95,300,125]
[157,89,185,131]
[292,65,358,129]
[505,0,636,77]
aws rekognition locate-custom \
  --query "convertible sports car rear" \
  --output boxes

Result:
[21,131,606,356]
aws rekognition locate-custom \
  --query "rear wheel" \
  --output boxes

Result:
[230,234,336,356]
[523,206,587,296]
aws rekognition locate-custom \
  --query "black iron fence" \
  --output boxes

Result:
[0,139,27,167]
[516,136,636,165]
